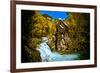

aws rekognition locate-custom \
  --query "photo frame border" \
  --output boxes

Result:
[10,1,97,72]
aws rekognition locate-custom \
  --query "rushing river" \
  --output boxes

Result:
[36,38,79,62]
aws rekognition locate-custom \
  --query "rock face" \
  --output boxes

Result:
[55,20,72,52]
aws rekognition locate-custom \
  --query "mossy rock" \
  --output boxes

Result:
[24,46,41,62]
[31,49,41,62]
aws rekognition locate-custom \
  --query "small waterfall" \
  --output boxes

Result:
[36,37,79,62]
[37,42,52,62]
